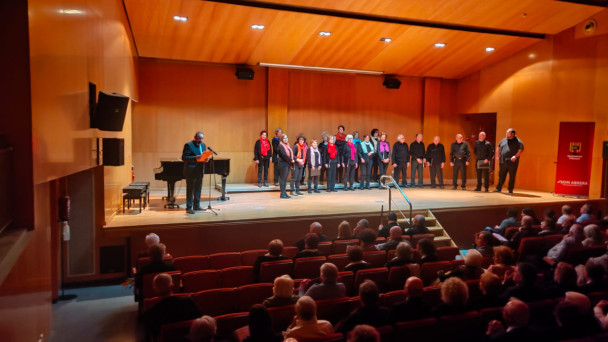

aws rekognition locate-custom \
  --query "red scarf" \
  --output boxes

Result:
[347,142,356,160]
[336,132,346,141]
[260,138,270,157]
[296,142,307,164]
[328,143,337,159]
[280,142,293,160]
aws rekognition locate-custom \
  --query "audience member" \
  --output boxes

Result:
[487,208,519,235]
[189,315,217,342]
[557,205,576,225]
[346,325,380,342]
[538,217,560,237]
[352,228,378,252]
[344,246,372,273]
[295,222,329,250]
[439,249,483,281]
[241,304,282,342]
[263,275,299,308]
[470,272,506,310]
[137,233,161,258]
[295,233,322,258]
[545,223,585,264]
[378,212,403,238]
[253,239,288,282]
[352,219,371,239]
[579,261,607,294]
[376,226,405,251]
[486,246,515,281]
[546,262,579,298]
[136,243,176,295]
[582,224,603,247]
[577,204,594,223]
[334,220,353,241]
[143,273,201,338]
[553,291,601,340]
[283,296,334,339]
[385,242,416,268]
[593,299,608,330]
[522,207,540,225]
[336,280,391,334]
[405,215,430,236]
[300,263,346,300]
[543,209,556,221]
[508,215,538,250]
[484,298,537,341]
[501,262,546,302]
[475,230,499,257]
[432,277,470,317]
[417,238,439,264]
[391,276,431,322]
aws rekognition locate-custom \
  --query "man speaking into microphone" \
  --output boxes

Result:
[182,131,207,214]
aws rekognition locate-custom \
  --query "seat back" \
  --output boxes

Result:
[337,271,354,296]
[267,304,296,332]
[327,254,349,271]
[259,259,294,283]
[208,252,241,269]
[159,319,194,342]
[411,234,435,247]
[316,297,360,325]
[215,312,250,338]
[142,271,181,300]
[436,246,460,261]
[295,333,344,342]
[240,249,267,266]
[317,242,333,256]
[422,285,442,307]
[192,288,238,316]
[293,256,327,279]
[143,293,192,313]
[363,251,388,268]
[181,270,220,293]
[528,299,557,328]
[479,306,504,326]
[380,290,406,306]
[543,234,565,250]
[481,256,494,268]
[387,265,412,291]
[219,266,255,288]
[353,267,389,295]
[236,283,274,312]
[394,317,437,340]
[333,239,359,254]
[504,226,520,240]
[420,261,452,286]
[517,237,546,263]
[173,255,210,274]
[437,311,481,341]
[282,246,299,259]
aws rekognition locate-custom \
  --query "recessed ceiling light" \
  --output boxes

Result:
[485,47,495,52]
[58,9,84,15]
[318,31,331,37]
[251,24,265,30]
[434,43,446,48]
[528,53,537,59]
[380,37,392,43]
[173,15,188,22]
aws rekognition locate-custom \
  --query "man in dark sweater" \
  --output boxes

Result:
[378,212,403,238]
[392,134,410,187]
[336,280,391,334]
[426,136,446,189]
[449,133,471,190]
[271,128,283,186]
[391,276,431,323]
[474,131,494,192]
[405,215,430,236]
[410,133,426,188]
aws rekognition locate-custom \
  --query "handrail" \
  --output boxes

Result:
[380,175,413,225]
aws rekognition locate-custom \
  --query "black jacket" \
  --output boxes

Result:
[474,140,494,161]
[392,141,410,165]
[358,140,375,164]
[449,141,471,162]
[409,141,426,160]
[342,143,358,166]
[426,143,446,164]
[271,137,281,163]
[254,139,272,161]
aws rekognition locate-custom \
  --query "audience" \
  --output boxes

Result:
[295,233,322,258]
[241,304,282,342]
[470,272,506,310]
[263,274,299,308]
[486,246,515,281]
[346,325,380,342]
[545,223,585,264]
[522,207,540,225]
[376,226,405,251]
[137,232,161,258]
[378,212,402,238]
[336,280,391,334]
[136,243,176,295]
[546,262,579,298]
[385,241,416,268]
[295,222,329,250]
[300,263,346,300]
[432,277,470,317]
[390,276,431,322]
[253,239,288,281]
[579,261,606,294]
[283,296,334,339]
[577,204,594,223]
[344,246,372,273]
[501,262,546,302]
[405,214,430,236]
[582,224,603,247]
[486,207,519,235]
[554,291,601,340]
[557,205,576,225]
[354,228,378,252]
[439,249,483,281]
[417,238,439,264]
[538,217,560,237]
[485,298,537,341]
[189,315,217,342]
[334,220,353,241]
[352,219,371,239]
[508,215,537,250]
[475,230,499,257]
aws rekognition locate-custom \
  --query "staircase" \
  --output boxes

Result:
[397,209,456,248]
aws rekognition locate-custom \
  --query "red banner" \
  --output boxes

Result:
[555,122,595,196]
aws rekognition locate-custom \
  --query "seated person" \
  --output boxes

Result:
[484,298,540,341]
[405,215,430,237]
[352,219,371,239]
[485,207,519,235]
[263,274,299,308]
[417,238,439,264]
[376,226,405,251]
[475,230,500,257]
[546,262,579,298]
[487,246,516,282]
[295,222,329,250]
[439,249,483,282]
[522,207,540,225]
[469,272,506,310]
[344,246,372,273]
[501,262,546,302]
[557,205,576,225]
[189,315,217,342]
[295,233,322,258]
[346,325,379,342]
[385,241,416,268]
[432,277,470,317]
[538,217,560,237]
[136,243,176,297]
[283,296,334,339]
[378,212,403,238]
[137,232,161,259]
[594,299,608,331]
[545,224,585,264]
[253,239,288,282]
[143,273,201,338]
[508,215,538,250]
[582,224,603,247]
[348,228,378,252]
[391,276,431,322]
[300,263,346,300]
[577,203,594,223]
[240,304,283,342]
[554,291,601,340]
[336,280,391,334]
[334,220,353,241]
[579,261,607,294]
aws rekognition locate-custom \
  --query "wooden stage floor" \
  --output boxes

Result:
[104,184,588,229]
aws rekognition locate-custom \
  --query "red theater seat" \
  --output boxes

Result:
[215,312,250,338]
[363,251,388,268]
[143,293,193,313]
[208,252,241,270]
[259,259,293,283]
[181,270,220,293]
[380,290,406,306]
[236,283,274,312]
[293,256,327,280]
[411,234,434,247]
[240,249,267,266]
[316,297,360,325]
[387,265,412,291]
[394,317,437,340]
[436,246,460,261]
[437,311,481,341]
[337,271,354,296]
[192,288,238,316]
[173,255,210,274]
[282,246,299,259]
[317,242,333,256]
[267,304,296,332]
[420,261,452,286]
[327,254,349,271]
[353,267,389,294]
[220,266,254,288]
[159,319,193,342]
[333,239,359,254]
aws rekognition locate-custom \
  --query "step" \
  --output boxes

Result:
[433,236,454,247]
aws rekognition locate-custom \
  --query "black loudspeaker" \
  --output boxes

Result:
[235,68,254,80]
[102,138,124,166]
[383,77,401,89]
[603,141,608,159]
[93,91,129,131]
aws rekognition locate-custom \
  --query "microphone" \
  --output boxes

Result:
[207,146,218,155]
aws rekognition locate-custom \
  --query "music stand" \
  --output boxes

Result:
[203,153,219,215]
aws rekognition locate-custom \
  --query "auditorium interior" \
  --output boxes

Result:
[1,0,608,341]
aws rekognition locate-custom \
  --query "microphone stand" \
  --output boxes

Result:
[203,153,219,215]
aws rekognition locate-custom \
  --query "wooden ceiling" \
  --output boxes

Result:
[123,0,605,79]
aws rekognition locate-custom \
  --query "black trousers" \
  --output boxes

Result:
[429,162,443,186]
[411,159,424,185]
[344,164,357,189]
[185,171,204,209]
[452,159,466,187]
[476,161,490,190]
[327,160,338,190]
[496,160,519,192]
[257,159,270,184]
[320,165,327,184]
[394,162,408,185]
[371,155,380,181]
[360,161,372,188]
[279,164,290,195]
[291,165,305,191]
[337,164,344,183]
[307,168,319,190]
[379,162,389,185]
[273,161,280,183]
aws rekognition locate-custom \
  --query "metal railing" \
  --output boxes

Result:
[380,175,413,224]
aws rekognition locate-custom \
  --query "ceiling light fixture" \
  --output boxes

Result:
[434,43,446,48]
[259,62,383,75]
[58,9,84,15]
[318,31,331,37]
[173,15,188,22]
[379,37,392,43]
[251,24,265,30]
[485,47,495,52]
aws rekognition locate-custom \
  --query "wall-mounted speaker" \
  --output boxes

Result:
[91,91,129,131]
[383,77,401,89]
[102,138,124,166]
[235,68,254,80]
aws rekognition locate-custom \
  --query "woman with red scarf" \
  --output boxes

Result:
[335,125,347,185]
[323,135,339,192]
[341,134,358,191]
[291,135,308,196]
[254,130,272,187]
[277,134,294,199]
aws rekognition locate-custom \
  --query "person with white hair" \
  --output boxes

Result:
[300,263,346,300]
[263,274,299,308]
[449,133,470,190]
[137,233,163,258]
[342,134,358,190]
[391,134,410,187]
[283,296,333,339]
[189,315,217,342]
[554,291,601,340]
[485,298,539,341]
